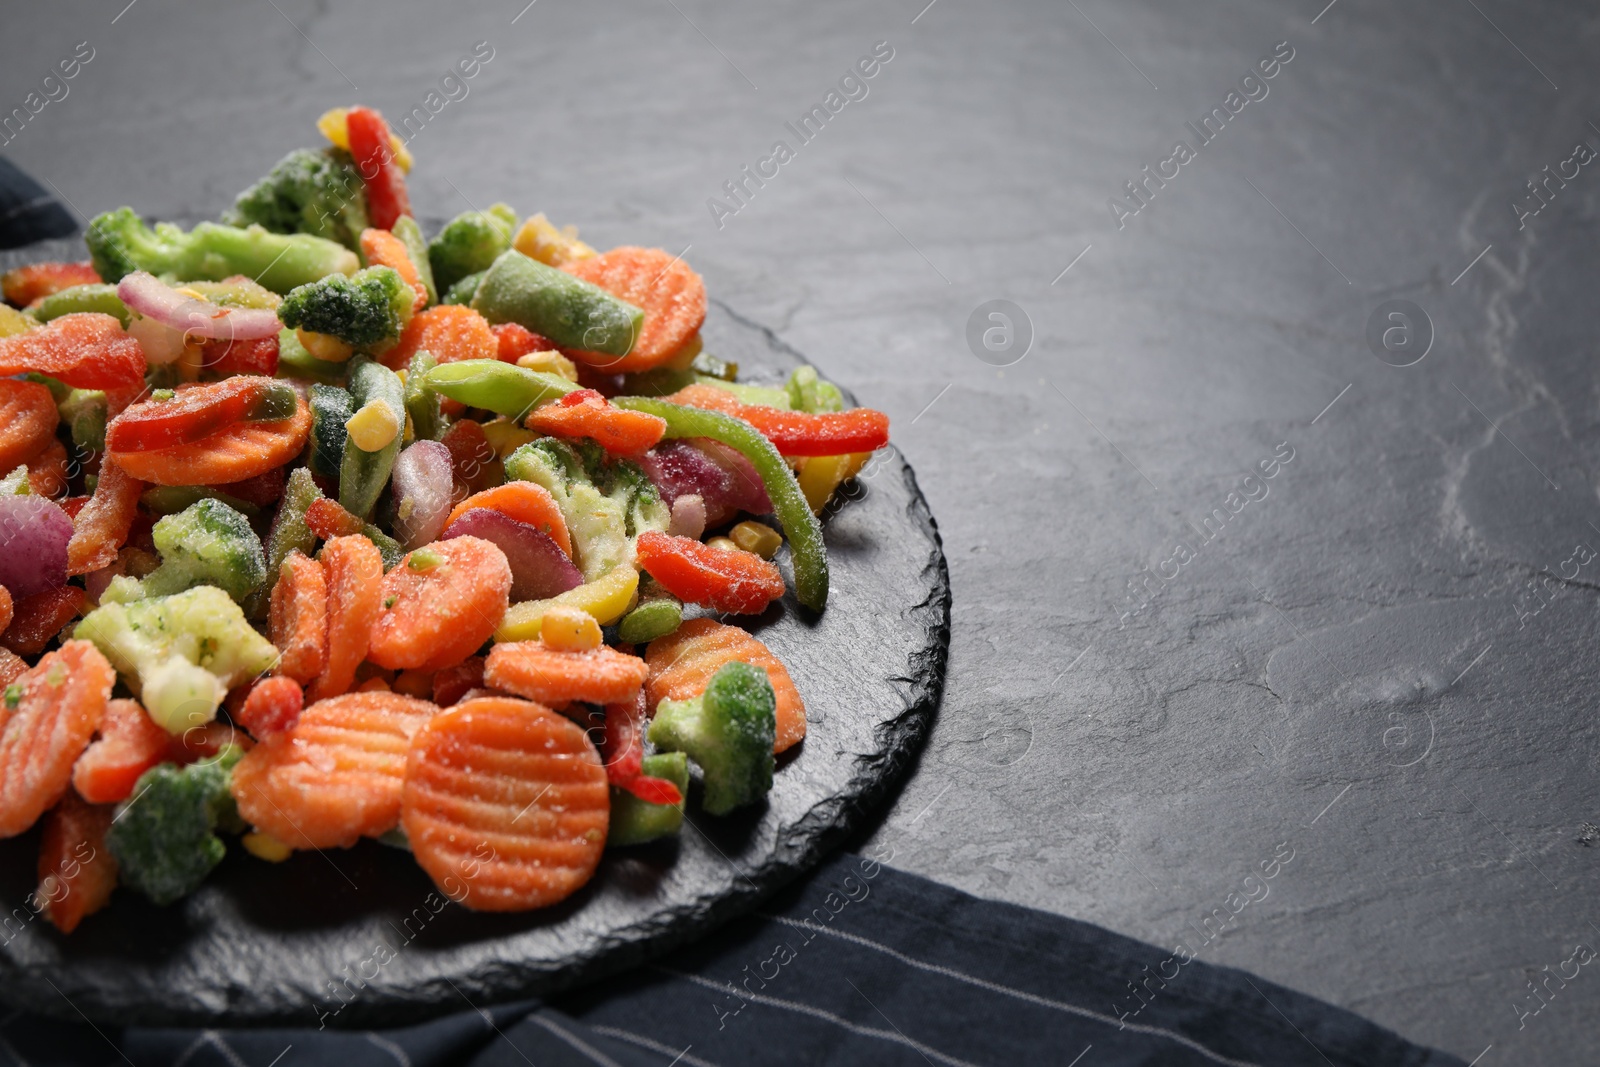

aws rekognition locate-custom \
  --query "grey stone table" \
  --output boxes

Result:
[4,0,1596,1061]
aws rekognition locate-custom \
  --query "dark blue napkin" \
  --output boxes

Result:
[1,852,1462,1067]
[0,157,77,251]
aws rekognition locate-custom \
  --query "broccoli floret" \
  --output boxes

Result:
[440,268,485,306]
[648,661,776,816]
[133,498,269,603]
[504,439,668,580]
[106,746,243,905]
[75,586,280,734]
[277,266,413,349]
[85,207,359,294]
[223,146,370,251]
[428,204,517,293]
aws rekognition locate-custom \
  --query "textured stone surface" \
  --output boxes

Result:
[0,285,949,1026]
[2,0,1598,1058]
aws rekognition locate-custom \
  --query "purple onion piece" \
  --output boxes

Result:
[0,496,74,598]
[118,271,281,341]
[391,440,454,550]
[668,494,706,540]
[442,508,582,602]
[640,438,772,522]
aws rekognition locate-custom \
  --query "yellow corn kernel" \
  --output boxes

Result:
[495,564,638,642]
[0,305,36,339]
[346,398,401,452]
[515,350,580,382]
[705,536,738,553]
[729,520,782,559]
[176,342,204,383]
[480,416,540,457]
[297,328,354,363]
[317,107,413,172]
[542,604,603,651]
[242,832,294,863]
[513,212,597,266]
[797,452,873,513]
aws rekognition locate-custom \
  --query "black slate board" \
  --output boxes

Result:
[0,241,950,1027]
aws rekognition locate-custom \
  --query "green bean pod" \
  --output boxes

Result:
[339,357,404,520]
[471,250,642,356]
[611,396,828,612]
[423,359,578,419]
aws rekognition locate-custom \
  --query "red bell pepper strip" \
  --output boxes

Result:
[663,383,889,457]
[2,261,100,307]
[346,107,412,231]
[602,690,684,806]
[635,530,785,615]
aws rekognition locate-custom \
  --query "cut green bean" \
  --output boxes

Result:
[423,359,577,419]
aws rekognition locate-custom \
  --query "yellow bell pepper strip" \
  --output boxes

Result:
[495,563,638,642]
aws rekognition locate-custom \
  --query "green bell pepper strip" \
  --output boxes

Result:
[611,397,828,612]
[389,216,437,306]
[339,357,405,520]
[404,350,442,442]
[471,250,643,357]
[28,284,131,327]
[422,359,578,419]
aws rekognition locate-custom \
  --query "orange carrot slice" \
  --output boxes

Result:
[360,227,428,310]
[304,496,364,540]
[26,438,70,499]
[491,322,557,362]
[527,388,666,456]
[0,586,12,633]
[231,690,439,849]
[1,586,86,657]
[445,481,571,559]
[0,641,114,838]
[109,393,311,487]
[0,379,60,475]
[66,454,144,576]
[0,313,145,389]
[431,655,485,707]
[306,535,384,702]
[646,617,806,753]
[402,696,608,911]
[2,261,99,306]
[0,649,26,689]
[383,305,498,370]
[36,790,118,934]
[367,537,511,671]
[71,698,171,805]
[269,551,328,685]
[561,247,705,372]
[236,675,305,740]
[485,639,648,707]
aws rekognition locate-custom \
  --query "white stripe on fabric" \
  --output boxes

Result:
[201,1032,250,1067]
[169,1035,210,1067]
[654,967,985,1067]
[365,1032,413,1067]
[587,1026,721,1067]
[763,914,1264,1067]
[531,1013,626,1067]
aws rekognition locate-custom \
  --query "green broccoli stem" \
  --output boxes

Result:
[608,751,689,846]
[611,397,829,612]
[86,207,359,293]
[423,359,578,418]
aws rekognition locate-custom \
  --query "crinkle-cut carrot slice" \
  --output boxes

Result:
[0,379,60,475]
[2,261,99,306]
[527,388,666,456]
[445,481,571,560]
[237,675,305,741]
[367,537,511,672]
[108,394,310,487]
[71,698,171,804]
[383,305,498,370]
[0,641,114,838]
[635,530,784,615]
[645,617,806,753]
[26,438,70,499]
[269,551,328,685]
[560,247,705,372]
[484,639,648,707]
[0,313,145,390]
[66,455,144,576]
[1,586,86,657]
[402,696,608,911]
[231,690,439,850]
[36,789,118,934]
[306,535,384,703]
[360,227,428,310]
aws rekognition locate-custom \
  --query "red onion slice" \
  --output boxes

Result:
[391,440,454,550]
[0,495,73,597]
[117,271,281,342]
[442,508,583,602]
